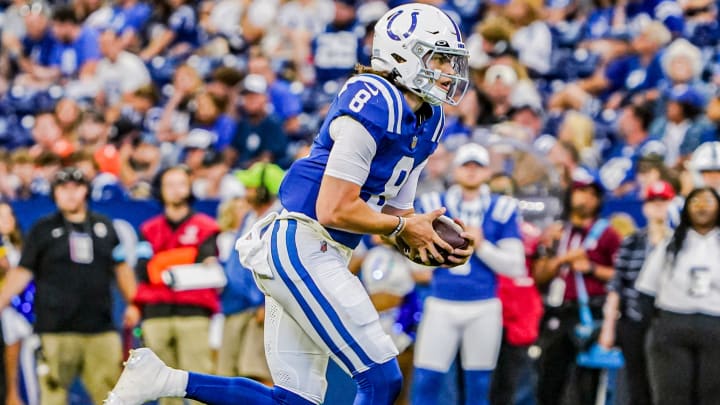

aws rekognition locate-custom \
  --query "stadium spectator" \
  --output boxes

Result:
[636,186,720,405]
[501,0,552,75]
[94,28,152,108]
[228,74,288,168]
[0,167,138,404]
[532,167,621,405]
[119,140,160,199]
[50,5,101,81]
[599,180,676,405]
[311,0,364,86]
[191,150,245,201]
[70,149,127,202]
[139,0,199,61]
[4,1,58,89]
[106,0,152,51]
[247,53,303,135]
[188,91,237,152]
[649,84,714,168]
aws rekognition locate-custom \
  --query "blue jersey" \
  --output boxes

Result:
[311,23,365,83]
[49,27,101,77]
[416,186,522,301]
[279,74,445,249]
[22,29,57,67]
[109,3,152,36]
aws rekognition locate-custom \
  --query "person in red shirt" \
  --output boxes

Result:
[132,166,221,405]
[532,167,622,405]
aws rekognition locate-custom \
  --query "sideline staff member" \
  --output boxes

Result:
[0,167,139,404]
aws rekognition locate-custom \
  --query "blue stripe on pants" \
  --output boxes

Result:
[269,219,376,374]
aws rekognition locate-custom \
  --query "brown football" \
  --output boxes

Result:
[397,215,470,266]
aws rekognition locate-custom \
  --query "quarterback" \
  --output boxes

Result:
[106,3,472,405]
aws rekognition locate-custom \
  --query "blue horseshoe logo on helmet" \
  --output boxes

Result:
[386,10,420,41]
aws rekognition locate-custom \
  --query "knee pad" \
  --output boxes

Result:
[353,359,402,405]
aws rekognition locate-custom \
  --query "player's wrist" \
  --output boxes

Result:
[387,216,406,238]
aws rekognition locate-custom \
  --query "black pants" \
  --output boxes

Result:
[489,336,531,405]
[616,318,652,405]
[536,304,601,405]
[646,311,720,405]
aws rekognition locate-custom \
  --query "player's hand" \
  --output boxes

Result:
[123,304,141,329]
[399,208,453,265]
[446,225,478,266]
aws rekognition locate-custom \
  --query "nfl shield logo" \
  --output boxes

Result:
[320,241,328,253]
[411,136,418,150]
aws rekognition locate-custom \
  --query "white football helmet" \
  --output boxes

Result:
[371,3,469,106]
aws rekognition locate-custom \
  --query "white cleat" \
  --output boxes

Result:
[104,348,188,405]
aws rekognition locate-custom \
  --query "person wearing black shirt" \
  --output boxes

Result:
[0,167,138,404]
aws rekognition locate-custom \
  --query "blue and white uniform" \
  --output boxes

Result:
[412,185,525,405]
[236,72,444,405]
[280,73,444,249]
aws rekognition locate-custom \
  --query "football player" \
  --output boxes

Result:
[106,3,473,405]
[412,143,525,405]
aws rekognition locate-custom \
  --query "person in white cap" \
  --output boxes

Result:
[413,142,525,404]
[688,141,720,192]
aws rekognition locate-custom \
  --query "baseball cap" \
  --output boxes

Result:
[241,74,268,94]
[453,143,490,167]
[691,141,720,172]
[484,64,518,86]
[235,162,285,196]
[667,84,704,109]
[53,166,88,186]
[571,166,603,193]
[644,180,675,201]
[183,128,216,150]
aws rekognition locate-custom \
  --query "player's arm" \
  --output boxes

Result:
[317,116,452,263]
[476,237,526,278]
[473,202,526,278]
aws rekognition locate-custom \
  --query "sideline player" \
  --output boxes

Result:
[412,144,525,405]
[106,3,473,405]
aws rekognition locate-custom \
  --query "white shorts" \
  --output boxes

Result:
[414,297,502,372]
[251,215,398,403]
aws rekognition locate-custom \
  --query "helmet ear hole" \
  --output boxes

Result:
[391,53,406,63]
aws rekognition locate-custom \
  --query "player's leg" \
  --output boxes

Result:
[460,298,502,405]
[265,219,402,405]
[412,298,462,405]
[172,289,332,405]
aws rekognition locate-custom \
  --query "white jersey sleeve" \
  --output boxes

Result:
[324,116,377,186]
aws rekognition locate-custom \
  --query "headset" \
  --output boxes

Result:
[51,167,90,204]
[254,163,271,205]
